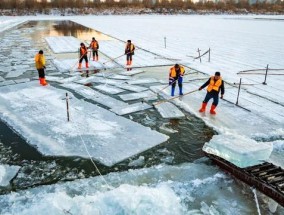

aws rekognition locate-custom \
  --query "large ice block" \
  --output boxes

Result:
[114,84,148,93]
[45,36,80,53]
[119,90,157,101]
[0,81,169,167]
[110,102,152,115]
[154,102,185,119]
[127,78,159,85]
[0,165,20,187]
[94,84,125,95]
[203,134,273,168]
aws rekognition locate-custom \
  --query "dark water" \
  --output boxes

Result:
[0,20,215,193]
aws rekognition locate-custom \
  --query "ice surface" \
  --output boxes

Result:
[203,134,273,168]
[45,36,81,53]
[14,78,31,84]
[127,78,159,85]
[108,74,132,80]
[154,102,185,119]
[119,90,157,101]
[119,69,145,76]
[94,84,125,95]
[0,81,168,166]
[62,83,128,109]
[114,83,148,93]
[110,102,152,115]
[0,80,15,87]
[0,77,5,82]
[0,165,20,187]
[0,162,261,214]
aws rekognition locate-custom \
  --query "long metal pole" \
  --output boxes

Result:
[164,37,166,49]
[208,48,211,62]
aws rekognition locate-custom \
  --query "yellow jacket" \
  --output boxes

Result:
[35,54,45,69]
[169,66,185,78]
[207,76,222,92]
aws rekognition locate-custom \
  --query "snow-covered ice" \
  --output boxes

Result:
[119,90,157,101]
[203,134,273,168]
[0,162,263,214]
[94,84,125,95]
[127,78,159,85]
[0,164,20,187]
[110,102,152,115]
[0,81,168,166]
[154,102,185,119]
[114,83,148,93]
[62,82,128,109]
[45,36,81,53]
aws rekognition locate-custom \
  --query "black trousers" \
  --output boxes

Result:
[79,55,88,63]
[126,54,132,61]
[203,91,219,106]
[37,68,45,78]
[92,50,98,57]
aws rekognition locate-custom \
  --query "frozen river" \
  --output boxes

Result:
[0,15,283,214]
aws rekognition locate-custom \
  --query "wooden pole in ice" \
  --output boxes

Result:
[66,93,70,122]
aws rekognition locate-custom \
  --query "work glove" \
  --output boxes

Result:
[221,94,224,99]
[198,87,202,91]
[43,66,46,69]
[169,78,174,86]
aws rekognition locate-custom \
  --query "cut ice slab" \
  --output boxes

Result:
[0,80,15,87]
[0,81,168,167]
[119,90,157,101]
[0,165,20,187]
[110,102,152,115]
[114,83,148,93]
[119,69,145,76]
[127,78,159,85]
[94,84,125,95]
[108,74,132,80]
[203,134,273,168]
[62,83,128,109]
[45,36,81,53]
[154,102,185,119]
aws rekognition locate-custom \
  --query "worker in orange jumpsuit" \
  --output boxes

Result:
[125,40,135,66]
[169,64,185,96]
[35,50,48,86]
[198,72,225,115]
[89,37,99,61]
[78,43,89,69]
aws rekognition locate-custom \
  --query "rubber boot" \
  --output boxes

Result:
[179,87,183,95]
[39,78,43,85]
[126,61,129,66]
[95,56,98,61]
[171,87,175,96]
[210,105,217,115]
[86,62,89,68]
[42,78,48,86]
[199,102,207,113]
[78,63,82,69]
[129,60,132,65]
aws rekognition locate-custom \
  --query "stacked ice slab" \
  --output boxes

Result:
[203,134,273,168]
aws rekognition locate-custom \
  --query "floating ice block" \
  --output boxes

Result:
[154,102,185,119]
[203,134,273,168]
[114,84,148,93]
[110,102,152,115]
[94,84,125,95]
[119,90,157,101]
[45,36,80,53]
[0,165,20,187]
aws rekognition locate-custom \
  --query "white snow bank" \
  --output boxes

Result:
[0,165,20,187]
[0,81,168,166]
[203,134,273,168]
